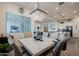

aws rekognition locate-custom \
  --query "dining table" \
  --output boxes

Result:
[19,37,54,56]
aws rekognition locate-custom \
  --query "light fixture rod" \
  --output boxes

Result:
[37,2,39,8]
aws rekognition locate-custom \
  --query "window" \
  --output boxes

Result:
[6,12,31,33]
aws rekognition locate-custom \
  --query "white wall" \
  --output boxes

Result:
[0,3,31,34]
[72,17,79,38]
[0,5,6,34]
[58,21,72,30]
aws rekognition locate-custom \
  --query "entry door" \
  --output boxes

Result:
[44,26,48,32]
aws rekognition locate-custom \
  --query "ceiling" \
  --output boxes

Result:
[12,2,79,20]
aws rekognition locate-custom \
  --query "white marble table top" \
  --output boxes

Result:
[19,37,54,56]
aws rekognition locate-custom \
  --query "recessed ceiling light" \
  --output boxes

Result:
[56,7,59,10]
[73,10,77,13]
[62,13,65,16]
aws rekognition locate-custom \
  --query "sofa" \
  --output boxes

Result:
[12,32,32,55]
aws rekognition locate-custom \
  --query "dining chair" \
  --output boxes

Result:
[55,33,60,41]
[52,33,60,48]
[53,40,66,56]
[62,40,67,50]
[7,34,13,45]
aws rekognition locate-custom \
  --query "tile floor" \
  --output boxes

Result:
[42,37,79,56]
[61,37,79,56]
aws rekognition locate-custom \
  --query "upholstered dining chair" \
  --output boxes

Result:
[52,33,60,48]
[53,39,67,56]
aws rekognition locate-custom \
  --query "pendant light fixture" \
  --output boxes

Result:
[57,2,64,21]
[30,2,48,15]
[30,2,48,21]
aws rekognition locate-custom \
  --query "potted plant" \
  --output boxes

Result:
[0,43,12,55]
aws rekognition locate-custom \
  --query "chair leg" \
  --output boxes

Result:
[62,42,67,50]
